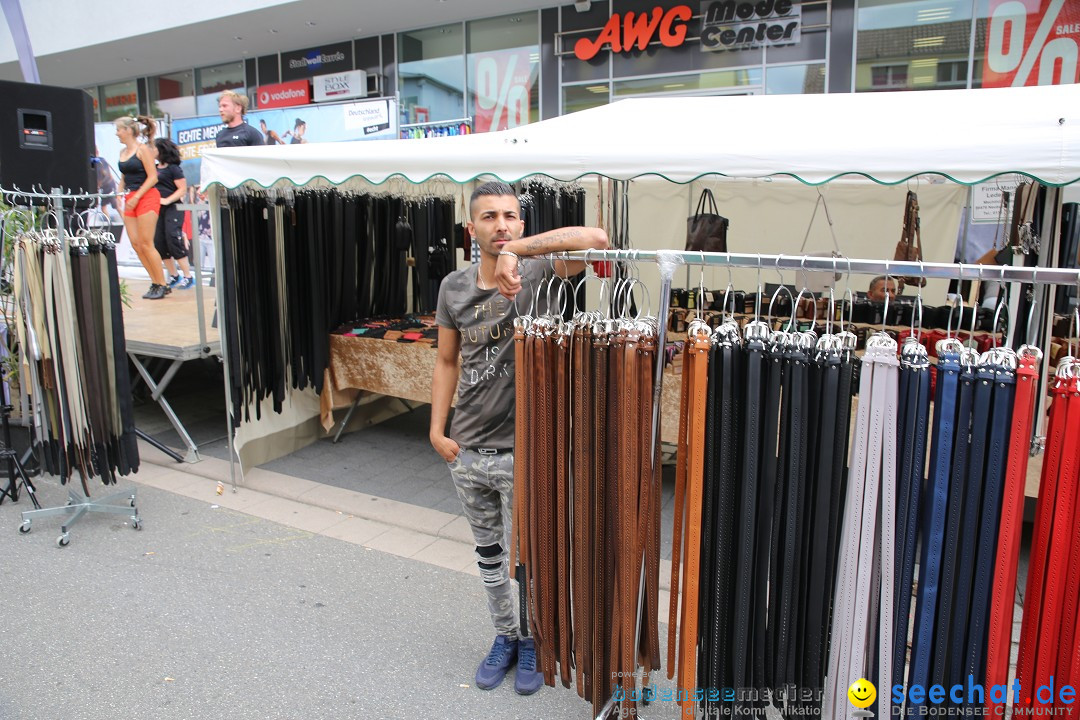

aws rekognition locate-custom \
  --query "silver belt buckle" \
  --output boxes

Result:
[476,448,497,456]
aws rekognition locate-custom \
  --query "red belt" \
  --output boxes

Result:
[985,348,1038,712]
[1015,370,1080,711]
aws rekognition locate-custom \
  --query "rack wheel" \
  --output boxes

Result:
[18,521,30,534]
[57,534,70,548]
[131,517,142,531]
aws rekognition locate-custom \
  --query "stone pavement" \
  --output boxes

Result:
[0,443,683,720]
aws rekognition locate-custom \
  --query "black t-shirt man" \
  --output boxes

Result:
[215,122,265,148]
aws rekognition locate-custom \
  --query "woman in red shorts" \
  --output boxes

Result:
[115,115,169,299]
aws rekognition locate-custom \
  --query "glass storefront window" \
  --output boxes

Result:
[84,88,101,122]
[466,13,540,132]
[195,61,245,116]
[149,70,196,118]
[563,83,609,114]
[100,80,139,121]
[612,69,763,97]
[766,63,826,94]
[855,0,974,92]
[398,23,466,125]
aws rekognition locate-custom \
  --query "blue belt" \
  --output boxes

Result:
[909,349,961,710]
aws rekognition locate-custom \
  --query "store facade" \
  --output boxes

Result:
[82,0,1077,128]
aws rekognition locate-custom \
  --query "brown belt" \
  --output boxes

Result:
[674,330,712,717]
[591,325,612,716]
[555,327,573,689]
[570,324,589,699]
[512,313,662,714]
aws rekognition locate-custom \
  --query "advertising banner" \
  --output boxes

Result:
[314,69,368,102]
[984,0,1080,87]
[256,79,311,109]
[472,49,534,133]
[171,97,398,187]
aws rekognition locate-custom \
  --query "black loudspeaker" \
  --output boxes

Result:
[0,79,95,199]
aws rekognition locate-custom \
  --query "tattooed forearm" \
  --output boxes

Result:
[523,228,583,253]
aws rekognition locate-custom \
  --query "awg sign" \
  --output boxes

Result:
[984,0,1080,86]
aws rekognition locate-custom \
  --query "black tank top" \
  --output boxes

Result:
[118,152,147,190]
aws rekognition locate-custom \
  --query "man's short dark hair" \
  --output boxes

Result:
[869,275,890,291]
[469,181,518,219]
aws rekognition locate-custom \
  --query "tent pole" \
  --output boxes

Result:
[208,185,240,492]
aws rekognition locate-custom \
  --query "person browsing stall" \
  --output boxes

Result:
[430,181,608,696]
[115,115,170,300]
[215,91,264,148]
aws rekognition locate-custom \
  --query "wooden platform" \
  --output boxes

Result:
[122,278,220,360]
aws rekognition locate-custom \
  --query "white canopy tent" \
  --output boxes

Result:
[198,84,1080,472]
[201,84,1080,190]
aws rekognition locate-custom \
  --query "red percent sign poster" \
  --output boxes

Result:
[473,49,534,133]
[984,0,1080,87]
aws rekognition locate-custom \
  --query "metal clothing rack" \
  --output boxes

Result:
[0,186,145,546]
[563,248,1076,720]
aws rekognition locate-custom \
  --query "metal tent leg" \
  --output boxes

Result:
[128,354,200,463]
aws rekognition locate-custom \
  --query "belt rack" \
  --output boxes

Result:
[0,186,184,546]
[546,249,1078,720]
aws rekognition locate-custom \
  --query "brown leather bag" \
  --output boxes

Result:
[685,188,729,252]
[894,190,926,289]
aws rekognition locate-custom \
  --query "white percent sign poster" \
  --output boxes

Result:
[473,49,535,133]
[984,0,1080,87]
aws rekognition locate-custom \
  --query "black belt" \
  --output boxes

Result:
[965,355,1016,686]
[947,359,993,690]
[467,447,514,455]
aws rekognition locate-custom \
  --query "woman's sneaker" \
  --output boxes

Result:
[145,283,167,300]
[176,276,195,290]
[167,274,183,288]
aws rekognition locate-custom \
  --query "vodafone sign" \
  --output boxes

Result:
[257,79,311,109]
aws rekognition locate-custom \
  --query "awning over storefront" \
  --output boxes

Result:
[201,83,1080,189]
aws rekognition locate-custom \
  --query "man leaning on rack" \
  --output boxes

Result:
[430,181,608,695]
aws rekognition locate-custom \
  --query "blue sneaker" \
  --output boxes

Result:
[514,637,542,695]
[166,274,182,288]
[475,635,517,690]
[176,276,195,290]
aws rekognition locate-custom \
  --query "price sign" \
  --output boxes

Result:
[984,0,1080,87]
[473,49,534,133]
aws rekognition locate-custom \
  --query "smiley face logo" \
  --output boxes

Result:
[848,679,876,709]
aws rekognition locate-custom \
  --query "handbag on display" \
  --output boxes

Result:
[893,191,927,289]
[685,188,729,253]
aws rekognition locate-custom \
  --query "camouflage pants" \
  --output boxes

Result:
[447,448,518,637]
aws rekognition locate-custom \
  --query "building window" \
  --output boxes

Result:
[855,0,974,92]
[563,83,609,114]
[765,63,826,94]
[149,71,196,118]
[398,23,466,125]
[100,80,139,121]
[936,59,968,87]
[871,63,909,89]
[195,61,245,116]
[466,13,540,132]
[612,68,764,97]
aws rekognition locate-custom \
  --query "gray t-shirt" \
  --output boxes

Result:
[435,260,547,449]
